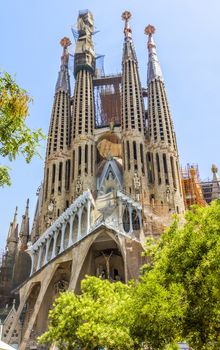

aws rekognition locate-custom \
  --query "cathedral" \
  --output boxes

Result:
[0,9,190,349]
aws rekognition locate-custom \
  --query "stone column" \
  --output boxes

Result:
[138,210,142,230]
[128,205,133,234]
[36,245,43,271]
[59,224,66,253]
[118,200,123,231]
[68,216,74,247]
[51,230,59,259]
[86,200,91,234]
[29,252,35,276]
[43,238,51,265]
[77,207,82,240]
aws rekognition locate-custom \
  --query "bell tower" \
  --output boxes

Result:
[39,37,72,233]
[70,10,96,199]
[121,11,148,199]
[145,25,184,213]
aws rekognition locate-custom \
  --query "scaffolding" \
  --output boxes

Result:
[181,164,206,209]
[94,74,121,128]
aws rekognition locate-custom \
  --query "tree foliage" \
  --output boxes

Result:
[39,201,220,350]
[0,71,44,186]
[134,200,220,350]
[39,276,135,350]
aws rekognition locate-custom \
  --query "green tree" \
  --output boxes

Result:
[39,276,135,350]
[137,200,220,350]
[0,71,44,186]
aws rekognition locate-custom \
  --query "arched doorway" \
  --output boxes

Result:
[75,230,125,293]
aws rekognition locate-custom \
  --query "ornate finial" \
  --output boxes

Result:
[145,25,156,51]
[212,164,218,174]
[122,10,132,21]
[122,11,132,40]
[144,24,156,36]
[59,37,71,67]
[60,37,71,48]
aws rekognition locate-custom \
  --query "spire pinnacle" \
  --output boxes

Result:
[60,37,71,65]
[55,37,71,93]
[6,206,19,251]
[13,206,18,224]
[145,24,163,84]
[212,164,218,174]
[25,198,29,216]
[122,11,132,41]
[19,199,30,250]
[26,198,29,209]
[145,25,156,50]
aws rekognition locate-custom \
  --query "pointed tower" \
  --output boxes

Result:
[39,38,72,233]
[6,207,19,255]
[145,25,184,214]
[19,199,30,251]
[121,11,147,198]
[211,164,220,201]
[70,10,96,199]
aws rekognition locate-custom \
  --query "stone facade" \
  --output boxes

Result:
[3,9,185,349]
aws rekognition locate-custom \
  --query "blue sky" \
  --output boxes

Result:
[0,0,220,250]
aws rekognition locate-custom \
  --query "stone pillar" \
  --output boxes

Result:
[36,245,43,271]
[128,205,133,234]
[59,224,66,253]
[138,210,142,230]
[77,207,82,240]
[29,252,35,276]
[86,200,91,234]
[68,216,74,247]
[118,200,123,231]
[43,238,51,265]
[51,231,59,259]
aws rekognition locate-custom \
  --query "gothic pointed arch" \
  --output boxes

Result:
[97,159,123,195]
[74,228,126,293]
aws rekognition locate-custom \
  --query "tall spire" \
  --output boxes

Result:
[145,25,163,84]
[47,37,72,158]
[19,199,30,251]
[121,11,138,62]
[121,11,147,196]
[70,10,96,199]
[6,207,18,254]
[55,37,71,93]
[145,25,177,149]
[39,38,72,233]
[145,24,185,214]
[7,206,18,241]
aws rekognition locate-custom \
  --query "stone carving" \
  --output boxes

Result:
[45,199,56,228]
[133,172,141,201]
[75,178,83,196]
[54,280,69,294]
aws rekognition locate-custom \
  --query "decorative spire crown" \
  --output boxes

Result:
[212,164,218,174]
[145,24,156,50]
[122,11,132,41]
[144,24,164,84]
[60,37,71,66]
[55,37,71,93]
